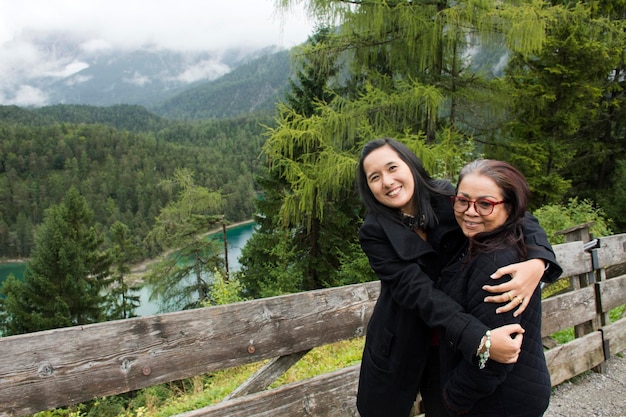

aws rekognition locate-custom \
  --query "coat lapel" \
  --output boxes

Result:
[377,215,435,261]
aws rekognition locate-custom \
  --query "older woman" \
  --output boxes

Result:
[438,159,554,416]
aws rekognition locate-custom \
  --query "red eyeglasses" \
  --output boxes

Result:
[450,196,505,216]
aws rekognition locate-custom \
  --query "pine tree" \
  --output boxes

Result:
[107,221,141,320]
[0,187,111,335]
[239,0,561,293]
[496,2,626,208]
[240,28,371,295]
[144,168,225,311]
[276,0,550,144]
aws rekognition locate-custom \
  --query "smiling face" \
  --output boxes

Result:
[455,173,510,238]
[362,144,415,215]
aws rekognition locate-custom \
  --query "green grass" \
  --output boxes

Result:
[550,327,575,345]
[546,305,624,346]
[609,305,625,322]
[270,338,364,388]
[541,278,570,299]
[131,338,366,417]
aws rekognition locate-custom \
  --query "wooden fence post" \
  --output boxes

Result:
[554,222,607,373]
[554,223,600,339]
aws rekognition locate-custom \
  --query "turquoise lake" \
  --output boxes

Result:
[0,221,256,317]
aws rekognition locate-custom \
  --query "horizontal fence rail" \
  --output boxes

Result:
[0,231,625,417]
[0,282,380,416]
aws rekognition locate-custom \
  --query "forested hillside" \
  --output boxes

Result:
[152,50,291,119]
[0,104,169,132]
[0,104,272,260]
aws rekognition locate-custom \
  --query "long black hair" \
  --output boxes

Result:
[356,138,449,230]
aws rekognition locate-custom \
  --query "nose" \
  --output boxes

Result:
[381,173,394,187]
[465,202,480,215]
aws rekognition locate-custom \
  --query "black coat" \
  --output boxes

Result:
[356,192,561,417]
[437,245,552,417]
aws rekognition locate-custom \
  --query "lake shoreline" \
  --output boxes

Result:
[0,220,254,283]
[1,221,257,317]
[129,219,255,276]
[0,219,256,275]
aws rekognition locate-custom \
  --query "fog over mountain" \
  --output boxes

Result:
[0,0,314,107]
[0,31,287,107]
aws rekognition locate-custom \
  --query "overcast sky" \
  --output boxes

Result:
[0,0,318,105]
[0,0,316,51]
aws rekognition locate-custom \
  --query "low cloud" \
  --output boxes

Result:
[0,0,314,52]
[43,60,90,78]
[124,72,152,86]
[65,74,93,86]
[174,60,231,83]
[79,39,113,53]
[4,85,49,107]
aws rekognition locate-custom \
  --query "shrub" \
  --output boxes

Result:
[533,198,613,244]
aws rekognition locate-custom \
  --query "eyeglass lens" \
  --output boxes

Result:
[452,197,497,215]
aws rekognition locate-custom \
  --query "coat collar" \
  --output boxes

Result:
[376,214,436,261]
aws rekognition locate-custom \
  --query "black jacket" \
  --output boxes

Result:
[438,244,552,417]
[356,191,561,417]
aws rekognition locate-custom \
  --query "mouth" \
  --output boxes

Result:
[463,219,482,227]
[387,186,401,197]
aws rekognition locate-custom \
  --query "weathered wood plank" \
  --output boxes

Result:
[552,241,592,278]
[180,328,618,417]
[0,282,380,417]
[175,365,361,417]
[596,233,626,269]
[541,287,596,337]
[596,274,626,313]
[544,332,605,386]
[224,350,310,400]
[602,317,626,357]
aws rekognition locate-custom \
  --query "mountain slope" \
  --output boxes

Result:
[0,104,170,132]
[151,49,292,120]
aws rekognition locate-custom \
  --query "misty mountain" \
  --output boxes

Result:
[151,49,292,120]
[51,46,289,109]
[1,32,289,113]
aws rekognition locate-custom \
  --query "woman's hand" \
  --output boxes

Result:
[483,258,545,316]
[488,324,525,364]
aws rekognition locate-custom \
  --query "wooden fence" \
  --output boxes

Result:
[0,228,625,417]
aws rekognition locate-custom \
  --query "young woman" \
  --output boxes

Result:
[355,138,561,417]
[438,159,553,416]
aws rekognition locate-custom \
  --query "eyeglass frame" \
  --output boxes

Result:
[450,196,505,216]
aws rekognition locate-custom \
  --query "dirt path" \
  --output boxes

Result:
[544,351,626,417]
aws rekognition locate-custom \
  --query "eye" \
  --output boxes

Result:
[452,196,469,208]
[388,164,398,171]
[476,199,494,210]
[368,174,379,182]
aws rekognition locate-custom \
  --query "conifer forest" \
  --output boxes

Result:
[1,0,625,336]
